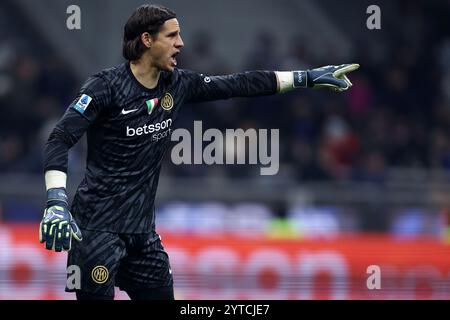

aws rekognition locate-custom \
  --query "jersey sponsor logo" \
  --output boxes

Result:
[73,94,92,114]
[126,118,173,137]
[203,76,211,83]
[161,93,174,111]
[146,98,159,114]
[91,265,109,284]
[121,108,138,115]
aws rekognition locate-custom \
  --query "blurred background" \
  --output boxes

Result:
[0,0,450,299]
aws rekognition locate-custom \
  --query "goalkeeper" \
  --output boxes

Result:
[41,4,359,300]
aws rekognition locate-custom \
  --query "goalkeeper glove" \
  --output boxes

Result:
[39,187,82,252]
[294,63,360,92]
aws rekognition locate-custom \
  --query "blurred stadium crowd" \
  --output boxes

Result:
[1,1,450,180]
[0,1,449,236]
[175,1,450,182]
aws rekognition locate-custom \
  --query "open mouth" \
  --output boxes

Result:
[170,52,179,66]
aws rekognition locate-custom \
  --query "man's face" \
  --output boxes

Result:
[149,18,184,72]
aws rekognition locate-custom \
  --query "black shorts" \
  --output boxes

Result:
[65,228,173,297]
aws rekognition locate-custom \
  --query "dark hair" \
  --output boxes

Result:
[122,4,176,61]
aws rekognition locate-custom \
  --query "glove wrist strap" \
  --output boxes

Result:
[275,71,308,92]
[47,187,68,207]
[293,71,308,88]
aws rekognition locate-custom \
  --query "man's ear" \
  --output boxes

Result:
[141,32,152,49]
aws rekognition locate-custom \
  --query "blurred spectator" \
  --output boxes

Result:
[181,30,230,75]
[319,113,360,180]
[281,34,310,71]
[391,208,442,238]
[351,150,387,184]
[242,30,281,71]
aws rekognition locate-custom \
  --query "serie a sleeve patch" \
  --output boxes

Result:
[72,94,93,114]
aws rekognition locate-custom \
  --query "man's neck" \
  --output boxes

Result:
[129,57,160,89]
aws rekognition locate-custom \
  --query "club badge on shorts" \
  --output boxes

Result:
[91,265,109,284]
[161,93,174,111]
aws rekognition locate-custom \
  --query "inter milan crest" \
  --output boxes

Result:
[91,265,109,284]
[161,93,174,111]
[146,98,159,115]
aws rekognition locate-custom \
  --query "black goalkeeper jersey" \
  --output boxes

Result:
[44,62,277,234]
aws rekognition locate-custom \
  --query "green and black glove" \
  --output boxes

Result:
[39,187,82,252]
[294,63,360,92]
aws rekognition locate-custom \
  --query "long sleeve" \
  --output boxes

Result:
[180,69,278,103]
[43,75,111,173]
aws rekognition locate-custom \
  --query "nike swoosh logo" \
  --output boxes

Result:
[121,108,138,115]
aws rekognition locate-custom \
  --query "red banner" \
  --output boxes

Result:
[0,224,449,299]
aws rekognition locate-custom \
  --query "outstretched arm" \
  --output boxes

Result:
[182,63,360,103]
[182,70,278,103]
